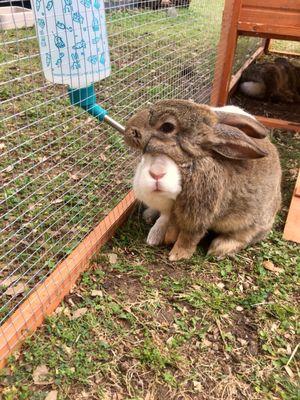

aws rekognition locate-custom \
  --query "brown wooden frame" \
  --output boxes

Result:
[211,0,300,132]
[283,170,300,243]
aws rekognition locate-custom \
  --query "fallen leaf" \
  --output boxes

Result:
[108,253,118,264]
[63,307,71,317]
[237,338,248,346]
[0,143,6,150]
[286,344,292,355]
[71,307,87,320]
[0,275,20,288]
[216,282,225,289]
[166,336,174,346]
[62,344,73,355]
[284,365,294,378]
[45,391,58,400]
[33,365,52,385]
[100,153,107,161]
[91,290,103,297]
[262,261,284,274]
[70,173,80,181]
[5,165,14,172]
[202,338,212,347]
[4,282,27,296]
[193,381,203,392]
[277,348,288,355]
[145,392,154,400]
[52,198,64,205]
[192,284,202,290]
[236,306,243,311]
[0,262,9,271]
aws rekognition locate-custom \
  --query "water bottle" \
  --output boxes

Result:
[32,0,111,89]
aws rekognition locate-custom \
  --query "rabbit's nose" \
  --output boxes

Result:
[149,171,165,180]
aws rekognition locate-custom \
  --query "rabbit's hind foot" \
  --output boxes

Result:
[207,235,244,258]
[207,226,271,258]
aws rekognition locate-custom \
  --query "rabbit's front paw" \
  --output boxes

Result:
[146,216,168,246]
[147,225,165,246]
[169,244,195,261]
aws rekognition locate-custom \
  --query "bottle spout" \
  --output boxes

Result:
[68,85,125,133]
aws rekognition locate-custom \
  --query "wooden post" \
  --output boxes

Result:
[263,38,271,54]
[283,170,300,243]
[210,0,242,106]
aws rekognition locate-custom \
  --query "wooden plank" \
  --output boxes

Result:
[238,23,300,41]
[229,45,264,92]
[211,0,242,106]
[0,191,136,368]
[241,0,300,11]
[240,9,300,27]
[268,49,300,58]
[283,170,300,244]
[256,116,300,132]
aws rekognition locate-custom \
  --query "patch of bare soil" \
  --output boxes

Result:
[230,92,300,122]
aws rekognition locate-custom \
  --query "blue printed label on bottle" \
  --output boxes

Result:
[32,0,111,88]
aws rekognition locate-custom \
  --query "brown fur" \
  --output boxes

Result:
[240,57,300,103]
[124,100,282,260]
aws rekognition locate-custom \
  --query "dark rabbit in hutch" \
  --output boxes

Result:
[239,57,300,103]
[124,100,282,261]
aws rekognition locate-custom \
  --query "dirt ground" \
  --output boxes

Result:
[230,93,300,123]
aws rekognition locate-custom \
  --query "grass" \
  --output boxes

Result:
[0,129,299,399]
[0,0,230,323]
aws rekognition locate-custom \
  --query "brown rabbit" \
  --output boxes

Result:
[239,57,300,103]
[124,100,282,261]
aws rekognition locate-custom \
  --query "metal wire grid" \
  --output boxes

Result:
[269,39,300,55]
[233,35,262,73]
[0,0,252,333]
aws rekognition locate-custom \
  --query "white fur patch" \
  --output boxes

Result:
[147,214,169,246]
[239,82,266,98]
[211,104,255,119]
[133,154,182,214]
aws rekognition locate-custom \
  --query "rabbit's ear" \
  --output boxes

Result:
[205,124,268,160]
[215,111,268,138]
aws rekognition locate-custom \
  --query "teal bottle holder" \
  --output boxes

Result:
[68,85,124,133]
[68,85,108,122]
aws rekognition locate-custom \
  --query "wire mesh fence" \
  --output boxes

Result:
[0,0,257,348]
[269,39,300,55]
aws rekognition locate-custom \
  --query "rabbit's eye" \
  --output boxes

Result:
[159,122,175,134]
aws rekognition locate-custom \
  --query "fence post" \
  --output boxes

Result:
[210,0,242,106]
